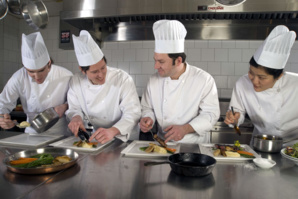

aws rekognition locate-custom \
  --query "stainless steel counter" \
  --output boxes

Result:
[0,133,298,199]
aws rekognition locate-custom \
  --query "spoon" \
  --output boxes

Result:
[231,106,241,136]
[13,121,31,128]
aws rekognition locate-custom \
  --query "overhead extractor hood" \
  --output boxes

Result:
[60,0,298,43]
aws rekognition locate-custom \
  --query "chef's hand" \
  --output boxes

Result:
[54,103,68,118]
[68,115,86,136]
[139,117,154,132]
[0,114,16,129]
[224,110,240,125]
[89,127,120,144]
[164,124,194,143]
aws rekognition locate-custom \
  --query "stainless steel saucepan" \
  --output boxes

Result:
[31,107,60,133]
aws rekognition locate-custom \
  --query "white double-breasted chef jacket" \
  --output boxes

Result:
[230,72,298,145]
[141,63,220,144]
[66,66,141,142]
[0,65,73,134]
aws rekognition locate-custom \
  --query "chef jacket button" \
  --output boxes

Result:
[104,117,106,119]
[277,88,280,92]
[164,99,167,103]
[164,117,167,120]
[47,95,50,98]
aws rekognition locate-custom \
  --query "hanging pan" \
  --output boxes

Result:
[0,0,8,20]
[21,0,49,30]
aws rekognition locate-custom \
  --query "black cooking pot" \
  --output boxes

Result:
[144,153,216,177]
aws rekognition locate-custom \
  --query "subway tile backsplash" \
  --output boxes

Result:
[1,15,298,99]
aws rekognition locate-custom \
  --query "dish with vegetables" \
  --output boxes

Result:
[284,143,298,158]
[140,143,177,154]
[3,147,79,174]
[9,154,72,168]
[199,141,260,161]
[280,143,298,166]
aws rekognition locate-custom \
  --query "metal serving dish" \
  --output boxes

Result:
[253,134,283,153]
[3,147,79,174]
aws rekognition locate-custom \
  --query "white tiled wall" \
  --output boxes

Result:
[1,14,298,99]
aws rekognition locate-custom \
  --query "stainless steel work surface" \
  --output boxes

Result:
[0,133,63,148]
[0,140,293,199]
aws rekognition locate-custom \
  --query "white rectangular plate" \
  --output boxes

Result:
[121,140,180,157]
[49,136,114,152]
[0,133,64,147]
[199,143,261,161]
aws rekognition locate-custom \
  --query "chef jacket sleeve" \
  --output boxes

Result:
[188,77,220,135]
[65,76,84,121]
[0,72,21,114]
[229,78,246,126]
[112,76,141,142]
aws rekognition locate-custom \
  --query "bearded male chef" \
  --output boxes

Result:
[225,25,298,146]
[0,32,73,134]
[140,20,220,144]
[66,30,141,143]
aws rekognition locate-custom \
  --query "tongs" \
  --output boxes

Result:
[231,106,241,136]
[78,129,90,143]
[149,130,167,148]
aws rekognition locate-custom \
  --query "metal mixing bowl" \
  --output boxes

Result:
[253,134,283,153]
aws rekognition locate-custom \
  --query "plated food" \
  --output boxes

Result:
[284,143,298,158]
[281,143,298,166]
[9,153,72,168]
[199,141,260,161]
[213,141,255,158]
[73,140,98,148]
[121,140,181,157]
[140,143,177,154]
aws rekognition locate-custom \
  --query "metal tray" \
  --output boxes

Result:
[49,136,114,152]
[3,147,79,174]
[120,140,181,157]
[199,143,261,161]
[0,133,64,148]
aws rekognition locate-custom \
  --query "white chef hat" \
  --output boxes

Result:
[21,32,50,70]
[153,20,187,53]
[253,25,296,69]
[72,30,104,66]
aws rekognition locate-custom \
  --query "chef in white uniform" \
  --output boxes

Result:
[0,32,73,134]
[140,20,220,144]
[66,30,141,143]
[224,25,298,146]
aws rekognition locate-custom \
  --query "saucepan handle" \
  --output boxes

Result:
[144,161,170,166]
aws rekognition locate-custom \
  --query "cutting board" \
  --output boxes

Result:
[0,133,64,148]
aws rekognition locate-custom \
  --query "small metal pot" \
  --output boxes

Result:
[253,134,283,153]
[31,107,59,133]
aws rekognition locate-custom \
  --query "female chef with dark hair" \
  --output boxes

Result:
[224,25,298,146]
